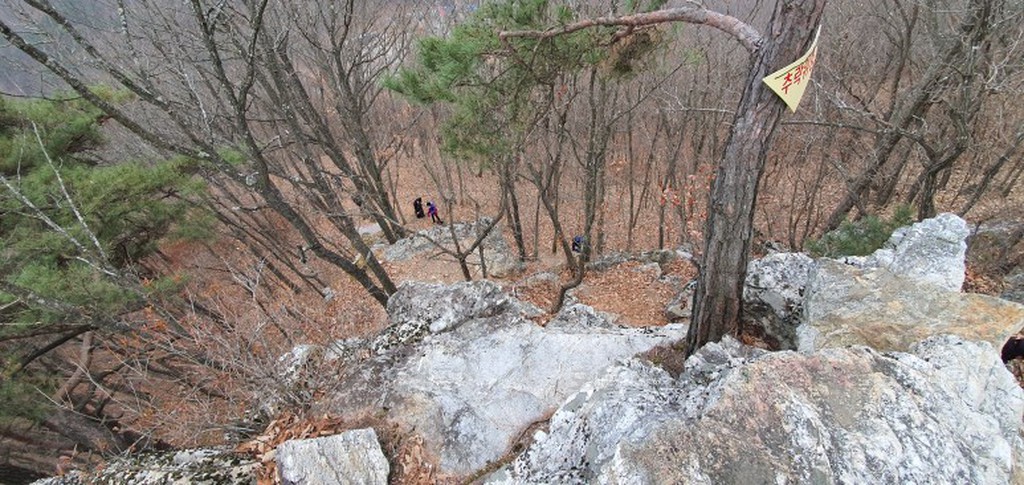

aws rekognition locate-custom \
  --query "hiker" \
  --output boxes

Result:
[427,201,443,224]
[413,197,425,219]
[571,235,585,254]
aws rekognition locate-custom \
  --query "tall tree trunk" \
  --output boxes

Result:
[504,160,528,262]
[687,0,826,355]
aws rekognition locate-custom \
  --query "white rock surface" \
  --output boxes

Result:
[327,281,687,475]
[744,214,985,351]
[490,336,1024,484]
[799,258,1024,353]
[276,429,388,485]
[743,252,816,349]
[838,212,969,291]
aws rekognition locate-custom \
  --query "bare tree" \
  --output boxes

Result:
[503,0,826,353]
[0,0,418,307]
[819,0,1023,226]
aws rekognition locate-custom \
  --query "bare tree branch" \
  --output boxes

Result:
[499,4,763,54]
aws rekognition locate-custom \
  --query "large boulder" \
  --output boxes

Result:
[381,218,524,277]
[323,281,687,476]
[372,280,534,353]
[276,429,389,485]
[488,335,1024,484]
[664,281,695,322]
[744,214,993,351]
[800,259,1024,353]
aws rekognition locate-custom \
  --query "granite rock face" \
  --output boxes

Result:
[843,212,969,292]
[741,214,1011,353]
[372,280,533,353]
[276,429,389,485]
[489,336,1024,484]
[743,252,815,349]
[799,258,1024,353]
[664,282,694,322]
[325,281,688,476]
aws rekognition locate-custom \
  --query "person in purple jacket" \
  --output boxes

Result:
[427,201,444,224]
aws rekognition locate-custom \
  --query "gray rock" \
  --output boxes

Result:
[278,344,323,384]
[800,259,1024,353]
[357,223,381,236]
[323,338,372,363]
[586,248,679,272]
[634,262,662,279]
[31,448,257,484]
[840,212,969,292]
[372,280,525,353]
[260,344,339,418]
[490,335,1024,484]
[546,302,620,330]
[745,214,975,350]
[1003,269,1024,305]
[325,281,688,476]
[276,429,388,485]
[742,252,815,349]
[382,218,524,277]
[665,280,696,322]
[517,271,560,286]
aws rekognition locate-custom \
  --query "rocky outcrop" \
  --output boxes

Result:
[372,280,540,353]
[276,429,388,485]
[742,252,815,349]
[585,248,687,272]
[33,431,390,485]
[833,212,968,291]
[741,213,1023,353]
[32,449,257,484]
[323,281,688,476]
[381,218,524,277]
[664,280,694,322]
[51,213,1021,484]
[800,258,1024,353]
[488,335,1024,484]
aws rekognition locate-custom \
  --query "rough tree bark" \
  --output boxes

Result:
[686,0,826,354]
[503,0,826,354]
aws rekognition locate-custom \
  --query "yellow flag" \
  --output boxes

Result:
[763,27,821,112]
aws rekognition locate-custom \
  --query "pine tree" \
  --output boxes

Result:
[0,93,205,449]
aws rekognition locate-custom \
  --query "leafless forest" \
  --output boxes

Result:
[1,0,1022,480]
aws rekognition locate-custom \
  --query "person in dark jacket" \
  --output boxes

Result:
[571,235,585,254]
[413,197,425,218]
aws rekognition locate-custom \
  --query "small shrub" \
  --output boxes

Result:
[807,206,914,258]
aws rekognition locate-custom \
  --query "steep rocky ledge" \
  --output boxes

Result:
[35,214,1024,484]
